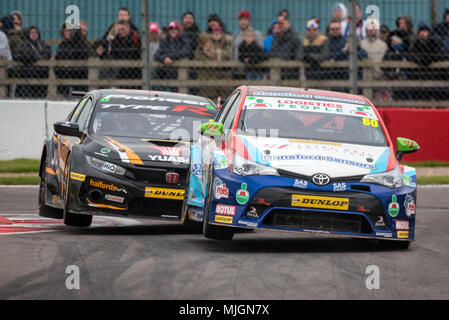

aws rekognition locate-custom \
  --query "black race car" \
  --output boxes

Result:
[38,89,217,227]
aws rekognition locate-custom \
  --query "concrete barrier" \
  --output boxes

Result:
[0,100,76,160]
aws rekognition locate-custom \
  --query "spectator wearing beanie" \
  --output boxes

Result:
[148,22,160,61]
[238,29,267,80]
[361,18,387,80]
[303,18,330,79]
[181,11,200,58]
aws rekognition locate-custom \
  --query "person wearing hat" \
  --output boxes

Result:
[231,10,263,61]
[361,18,387,80]
[181,11,200,58]
[148,22,160,61]
[341,3,367,40]
[270,16,302,79]
[12,26,51,98]
[433,8,449,40]
[154,21,190,91]
[407,21,448,100]
[302,18,330,80]
[8,11,27,54]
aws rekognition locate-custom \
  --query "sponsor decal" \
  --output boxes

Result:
[105,194,124,203]
[148,155,189,163]
[215,215,233,224]
[245,206,259,219]
[312,173,331,186]
[102,162,117,173]
[375,216,386,228]
[388,195,400,217]
[213,177,229,200]
[145,187,184,200]
[70,172,86,182]
[214,157,229,170]
[357,205,371,213]
[148,145,184,156]
[397,231,409,239]
[249,91,367,105]
[403,175,417,187]
[101,148,111,154]
[261,154,376,170]
[395,220,410,231]
[236,183,250,205]
[238,220,258,228]
[293,179,308,189]
[333,182,347,192]
[90,179,120,192]
[376,232,393,238]
[192,162,203,179]
[101,104,170,111]
[165,172,179,184]
[257,198,271,206]
[101,94,208,106]
[291,195,350,210]
[404,194,416,216]
[215,204,236,216]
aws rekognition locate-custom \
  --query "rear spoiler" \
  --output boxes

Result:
[71,91,88,98]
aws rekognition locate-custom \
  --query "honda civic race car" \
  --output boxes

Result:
[183,86,419,248]
[38,89,216,227]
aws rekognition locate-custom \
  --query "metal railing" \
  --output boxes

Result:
[1,56,449,107]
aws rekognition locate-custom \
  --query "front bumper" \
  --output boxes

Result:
[67,157,187,219]
[206,168,416,241]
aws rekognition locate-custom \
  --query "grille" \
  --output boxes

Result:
[126,166,188,186]
[264,209,372,234]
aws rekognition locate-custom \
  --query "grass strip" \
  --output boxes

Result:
[416,176,449,185]
[0,176,41,185]
[404,161,449,167]
[0,159,40,173]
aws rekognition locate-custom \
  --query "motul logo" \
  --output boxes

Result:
[215,204,236,216]
[166,172,179,184]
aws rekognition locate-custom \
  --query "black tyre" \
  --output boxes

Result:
[203,171,234,241]
[38,159,63,219]
[181,171,201,230]
[63,155,92,227]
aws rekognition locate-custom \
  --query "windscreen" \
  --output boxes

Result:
[90,94,216,141]
[240,95,387,146]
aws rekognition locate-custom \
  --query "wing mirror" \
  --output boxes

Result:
[54,122,83,138]
[396,137,419,162]
[200,122,223,137]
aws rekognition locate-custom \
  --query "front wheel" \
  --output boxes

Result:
[63,155,92,227]
[203,172,234,241]
[38,159,63,219]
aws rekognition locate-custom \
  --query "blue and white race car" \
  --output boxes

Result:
[181,86,419,248]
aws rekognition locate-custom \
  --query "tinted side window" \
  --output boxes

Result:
[75,98,93,131]
[222,93,241,133]
[68,98,87,122]
[216,92,239,123]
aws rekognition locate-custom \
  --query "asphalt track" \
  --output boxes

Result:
[0,186,448,300]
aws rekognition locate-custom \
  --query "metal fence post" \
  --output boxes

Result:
[348,0,358,95]
[141,0,150,90]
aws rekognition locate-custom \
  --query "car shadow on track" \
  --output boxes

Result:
[65,223,202,236]
[188,236,410,253]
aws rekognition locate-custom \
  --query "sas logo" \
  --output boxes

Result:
[293,179,308,189]
[291,195,349,210]
[215,204,236,216]
[145,187,184,200]
[333,182,346,192]
[215,215,233,224]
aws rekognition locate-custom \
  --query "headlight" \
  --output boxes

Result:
[232,153,279,176]
[86,155,126,175]
[360,165,403,188]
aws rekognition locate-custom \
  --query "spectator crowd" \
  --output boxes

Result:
[1,3,449,99]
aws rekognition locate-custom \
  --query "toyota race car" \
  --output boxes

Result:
[183,86,419,248]
[38,89,216,227]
